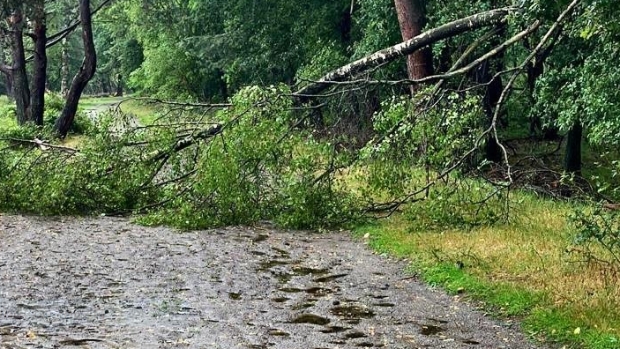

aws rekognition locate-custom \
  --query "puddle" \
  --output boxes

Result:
[229,292,242,300]
[419,324,444,336]
[257,260,293,271]
[344,331,367,339]
[252,234,269,243]
[462,339,480,345]
[356,342,374,347]
[372,302,395,307]
[279,287,304,293]
[371,295,388,299]
[291,266,329,276]
[313,273,348,283]
[250,250,267,256]
[267,329,290,337]
[306,287,334,297]
[292,301,316,310]
[289,314,330,326]
[271,297,290,303]
[330,304,375,320]
[321,326,351,333]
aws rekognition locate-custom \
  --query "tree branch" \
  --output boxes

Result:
[293,6,515,98]
[25,0,113,63]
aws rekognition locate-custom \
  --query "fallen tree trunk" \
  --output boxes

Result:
[293,7,514,98]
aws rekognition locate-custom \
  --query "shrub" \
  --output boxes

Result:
[570,206,620,266]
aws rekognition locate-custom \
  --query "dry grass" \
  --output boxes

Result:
[370,194,620,335]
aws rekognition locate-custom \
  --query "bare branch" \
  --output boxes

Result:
[489,0,582,183]
[1,138,79,154]
[25,0,113,63]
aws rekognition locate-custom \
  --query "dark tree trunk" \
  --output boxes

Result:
[339,5,353,44]
[30,0,48,126]
[55,0,97,137]
[564,121,582,174]
[115,73,123,97]
[10,10,31,125]
[394,0,433,94]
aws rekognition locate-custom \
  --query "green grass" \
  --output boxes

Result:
[0,96,17,131]
[119,99,158,125]
[79,96,126,108]
[79,96,160,125]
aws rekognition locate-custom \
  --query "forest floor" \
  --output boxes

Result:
[0,215,547,349]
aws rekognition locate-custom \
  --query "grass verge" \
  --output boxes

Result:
[354,193,619,349]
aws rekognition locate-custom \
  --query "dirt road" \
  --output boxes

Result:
[0,215,545,348]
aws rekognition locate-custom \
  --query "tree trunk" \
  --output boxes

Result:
[55,0,97,138]
[60,37,70,96]
[481,24,506,163]
[394,0,433,94]
[294,7,512,98]
[30,0,48,126]
[10,10,31,125]
[115,73,123,97]
[564,121,582,174]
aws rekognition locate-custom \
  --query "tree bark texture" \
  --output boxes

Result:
[30,0,48,126]
[55,0,97,137]
[564,121,582,174]
[294,7,512,98]
[394,0,433,93]
[9,10,31,125]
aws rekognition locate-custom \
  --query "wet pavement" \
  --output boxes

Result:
[0,215,546,348]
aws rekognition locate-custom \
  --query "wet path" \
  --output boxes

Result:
[0,216,545,349]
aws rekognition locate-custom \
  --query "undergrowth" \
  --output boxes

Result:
[0,86,360,230]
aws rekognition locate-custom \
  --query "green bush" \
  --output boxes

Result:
[0,86,361,231]
[43,93,94,135]
[570,206,620,266]
[0,103,16,120]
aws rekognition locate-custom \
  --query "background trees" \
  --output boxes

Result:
[0,0,103,134]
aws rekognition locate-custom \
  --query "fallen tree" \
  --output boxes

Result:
[293,7,515,98]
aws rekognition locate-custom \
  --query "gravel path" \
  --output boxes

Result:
[0,215,546,349]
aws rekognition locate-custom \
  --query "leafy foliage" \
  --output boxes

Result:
[0,86,359,230]
[571,206,620,266]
